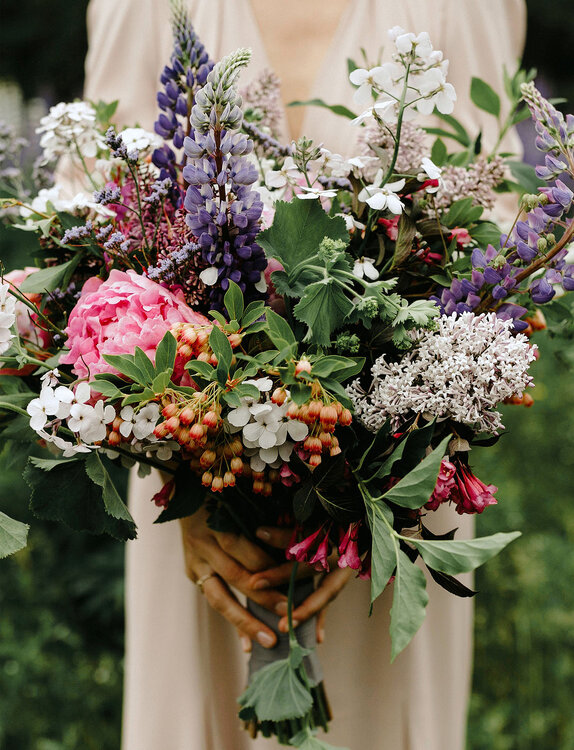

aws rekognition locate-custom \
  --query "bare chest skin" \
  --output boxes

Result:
[249,0,351,139]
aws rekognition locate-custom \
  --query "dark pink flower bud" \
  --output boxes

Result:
[338,523,362,570]
[451,464,498,514]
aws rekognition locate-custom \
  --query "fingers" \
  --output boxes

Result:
[214,530,276,572]
[201,574,277,649]
[248,560,315,591]
[255,526,295,549]
[237,628,252,653]
[278,567,353,633]
[316,608,327,644]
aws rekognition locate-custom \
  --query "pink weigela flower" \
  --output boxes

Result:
[61,269,208,378]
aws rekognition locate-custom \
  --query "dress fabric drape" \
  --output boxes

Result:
[83,2,526,748]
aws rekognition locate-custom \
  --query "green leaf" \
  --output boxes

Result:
[134,347,156,386]
[410,531,521,575]
[390,550,429,661]
[289,730,350,750]
[238,657,313,722]
[24,456,136,540]
[289,382,313,405]
[430,138,448,166]
[424,127,469,147]
[121,388,155,406]
[391,212,417,270]
[257,200,347,274]
[442,197,483,228]
[234,382,260,400]
[265,308,297,355]
[433,113,472,146]
[154,466,204,523]
[383,435,450,509]
[89,379,124,399]
[309,355,363,379]
[209,326,233,385]
[223,280,245,321]
[151,371,172,394]
[294,280,353,347]
[19,255,82,294]
[470,77,501,117]
[288,98,356,120]
[469,221,502,247]
[102,353,146,384]
[185,360,216,379]
[0,511,29,558]
[84,452,135,525]
[366,500,397,603]
[241,300,266,328]
[507,160,543,194]
[367,437,409,483]
[155,331,177,374]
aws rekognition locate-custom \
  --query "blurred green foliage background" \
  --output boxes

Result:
[0,1,573,748]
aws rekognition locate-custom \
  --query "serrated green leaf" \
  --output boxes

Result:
[20,255,82,294]
[294,280,353,347]
[470,77,501,117]
[383,435,450,509]
[289,729,350,749]
[24,456,136,540]
[223,280,244,321]
[84,452,135,525]
[238,657,313,722]
[390,550,429,660]
[257,200,348,274]
[155,331,177,374]
[411,531,521,575]
[0,511,29,558]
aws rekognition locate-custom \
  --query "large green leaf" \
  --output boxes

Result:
[0,511,29,558]
[238,657,313,722]
[257,200,347,273]
[209,325,233,385]
[24,455,136,540]
[289,730,350,750]
[20,255,82,293]
[390,550,429,661]
[288,97,356,120]
[102,353,146,384]
[383,435,450,509]
[223,279,245,321]
[411,531,521,575]
[84,451,135,524]
[154,330,177,375]
[366,500,396,603]
[265,308,297,355]
[470,77,501,117]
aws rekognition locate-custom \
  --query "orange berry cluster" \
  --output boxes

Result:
[170,321,242,374]
[504,392,534,408]
[283,390,353,469]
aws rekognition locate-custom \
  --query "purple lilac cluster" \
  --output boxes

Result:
[151,3,214,185]
[147,241,198,283]
[93,185,122,205]
[62,220,93,244]
[105,128,138,163]
[182,49,267,309]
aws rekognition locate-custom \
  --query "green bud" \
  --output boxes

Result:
[546,233,556,246]
[537,237,547,253]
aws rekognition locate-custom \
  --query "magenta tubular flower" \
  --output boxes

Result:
[451,464,498,515]
[151,479,175,508]
[309,533,331,572]
[425,458,457,511]
[338,523,362,570]
[286,526,323,563]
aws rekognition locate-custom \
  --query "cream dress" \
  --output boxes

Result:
[84,2,526,748]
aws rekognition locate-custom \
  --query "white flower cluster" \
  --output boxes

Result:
[36,101,105,164]
[0,283,16,355]
[26,373,162,458]
[350,27,456,126]
[347,312,537,435]
[18,185,110,229]
[226,377,309,472]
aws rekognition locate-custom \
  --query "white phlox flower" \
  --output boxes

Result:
[36,101,104,164]
[351,99,397,126]
[132,403,161,440]
[338,213,366,233]
[358,177,405,214]
[73,399,116,444]
[38,430,92,457]
[296,185,338,200]
[0,283,16,355]
[415,68,456,115]
[265,156,300,190]
[119,128,162,152]
[418,157,443,193]
[318,148,350,180]
[349,64,399,108]
[27,387,60,432]
[353,257,379,280]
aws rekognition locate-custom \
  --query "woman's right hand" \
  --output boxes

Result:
[179,508,290,651]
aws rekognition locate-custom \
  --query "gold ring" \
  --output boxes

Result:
[196,572,216,593]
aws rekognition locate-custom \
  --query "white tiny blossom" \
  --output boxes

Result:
[347,312,537,435]
[418,157,442,194]
[118,127,162,152]
[353,257,379,280]
[132,403,160,440]
[36,101,104,164]
[0,283,16,354]
[265,155,300,189]
[358,177,405,214]
[27,388,60,432]
[296,185,338,201]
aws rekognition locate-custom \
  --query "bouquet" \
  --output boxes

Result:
[2,4,574,748]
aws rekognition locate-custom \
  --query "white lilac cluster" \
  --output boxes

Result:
[36,101,105,164]
[347,312,537,435]
[0,283,16,355]
[350,28,456,125]
[226,377,309,472]
[26,373,162,458]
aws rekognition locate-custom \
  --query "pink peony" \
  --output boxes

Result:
[61,269,208,378]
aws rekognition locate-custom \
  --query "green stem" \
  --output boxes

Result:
[0,402,29,418]
[7,286,65,337]
[127,162,153,261]
[73,137,98,190]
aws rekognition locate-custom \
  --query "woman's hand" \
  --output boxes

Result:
[248,526,353,642]
[179,508,289,650]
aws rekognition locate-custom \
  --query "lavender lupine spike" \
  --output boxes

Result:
[183,49,267,310]
[152,2,214,185]
[521,82,574,181]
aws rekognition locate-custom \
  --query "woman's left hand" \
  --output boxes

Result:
[248,526,353,642]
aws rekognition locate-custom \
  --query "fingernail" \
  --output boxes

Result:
[317,628,325,644]
[256,631,275,648]
[256,528,271,541]
[275,601,288,615]
[240,636,251,653]
[253,579,270,590]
